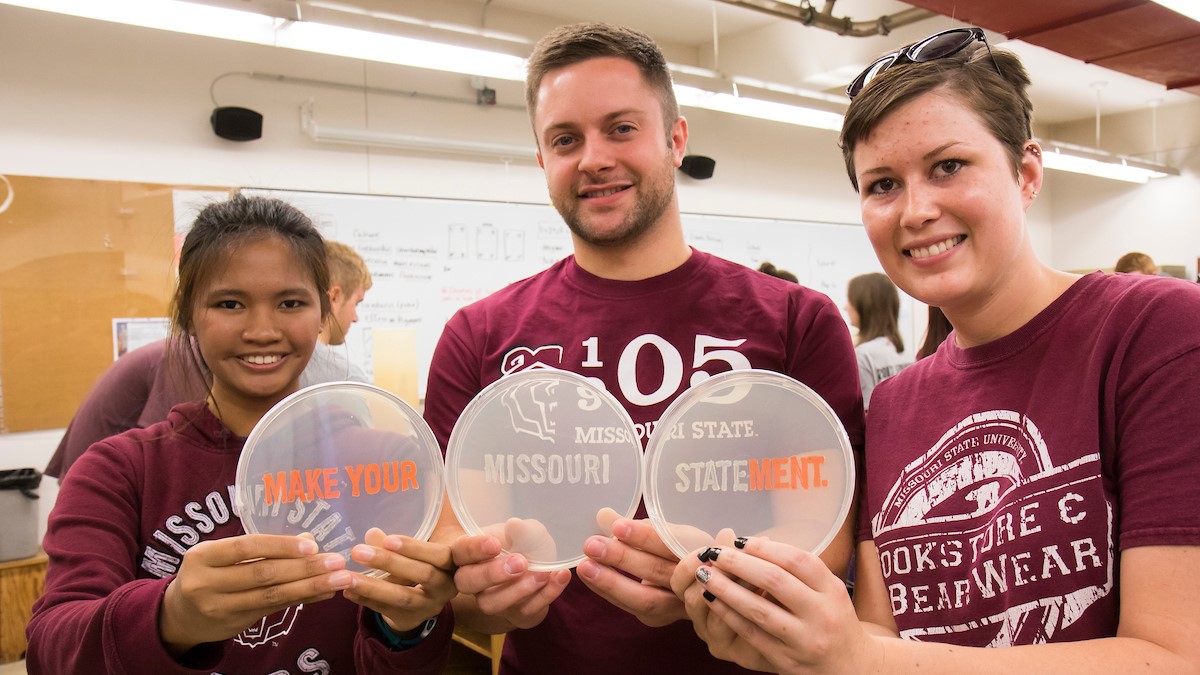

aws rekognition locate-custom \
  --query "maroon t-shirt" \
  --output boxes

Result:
[860,272,1200,645]
[424,249,865,675]
[45,339,207,479]
[29,401,452,675]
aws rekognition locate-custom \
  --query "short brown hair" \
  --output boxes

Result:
[757,261,798,283]
[839,41,1033,192]
[325,240,372,292]
[525,22,679,138]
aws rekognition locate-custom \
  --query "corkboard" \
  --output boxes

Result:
[0,176,224,432]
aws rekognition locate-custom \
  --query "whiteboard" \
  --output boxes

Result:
[232,189,919,396]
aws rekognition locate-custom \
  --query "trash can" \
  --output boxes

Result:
[0,468,41,562]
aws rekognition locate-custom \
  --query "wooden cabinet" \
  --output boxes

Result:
[0,552,47,663]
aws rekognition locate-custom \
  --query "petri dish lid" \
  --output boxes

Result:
[235,382,444,575]
[644,369,855,560]
[445,368,643,571]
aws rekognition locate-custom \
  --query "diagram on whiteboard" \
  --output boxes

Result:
[447,222,527,263]
[448,223,467,259]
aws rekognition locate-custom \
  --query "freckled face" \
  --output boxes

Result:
[853,91,1036,313]
[533,56,686,249]
[193,236,322,417]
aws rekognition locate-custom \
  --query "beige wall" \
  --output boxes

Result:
[1043,100,1200,279]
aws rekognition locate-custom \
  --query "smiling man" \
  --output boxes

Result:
[422,22,865,675]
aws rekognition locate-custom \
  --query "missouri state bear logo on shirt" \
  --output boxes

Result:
[501,344,564,375]
[235,605,304,648]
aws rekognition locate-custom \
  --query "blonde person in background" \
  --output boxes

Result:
[1113,251,1159,275]
[301,240,373,386]
[845,272,912,411]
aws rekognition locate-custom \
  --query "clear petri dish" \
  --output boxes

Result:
[643,369,855,559]
[235,382,444,575]
[444,368,643,571]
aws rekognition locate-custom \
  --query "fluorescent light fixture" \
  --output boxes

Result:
[300,102,537,160]
[2,0,278,41]
[675,85,845,130]
[1039,139,1180,183]
[669,63,847,106]
[1,0,527,81]
[1149,0,1200,22]
[306,0,534,46]
[273,21,526,81]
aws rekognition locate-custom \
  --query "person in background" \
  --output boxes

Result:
[757,260,799,282]
[845,272,912,411]
[915,305,953,360]
[44,339,205,483]
[423,21,864,675]
[28,194,454,674]
[673,25,1200,673]
[301,239,373,386]
[46,240,371,483]
[1113,251,1159,275]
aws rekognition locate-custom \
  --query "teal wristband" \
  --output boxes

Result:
[373,612,436,651]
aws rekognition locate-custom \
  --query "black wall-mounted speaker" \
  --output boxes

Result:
[210,106,263,141]
[680,154,716,180]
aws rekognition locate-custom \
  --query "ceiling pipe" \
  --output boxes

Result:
[715,0,935,37]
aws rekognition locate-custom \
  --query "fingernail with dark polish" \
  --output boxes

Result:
[734,537,748,549]
[698,547,722,563]
[702,590,717,603]
[696,566,711,584]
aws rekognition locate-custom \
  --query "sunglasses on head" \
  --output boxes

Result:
[846,26,1002,99]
